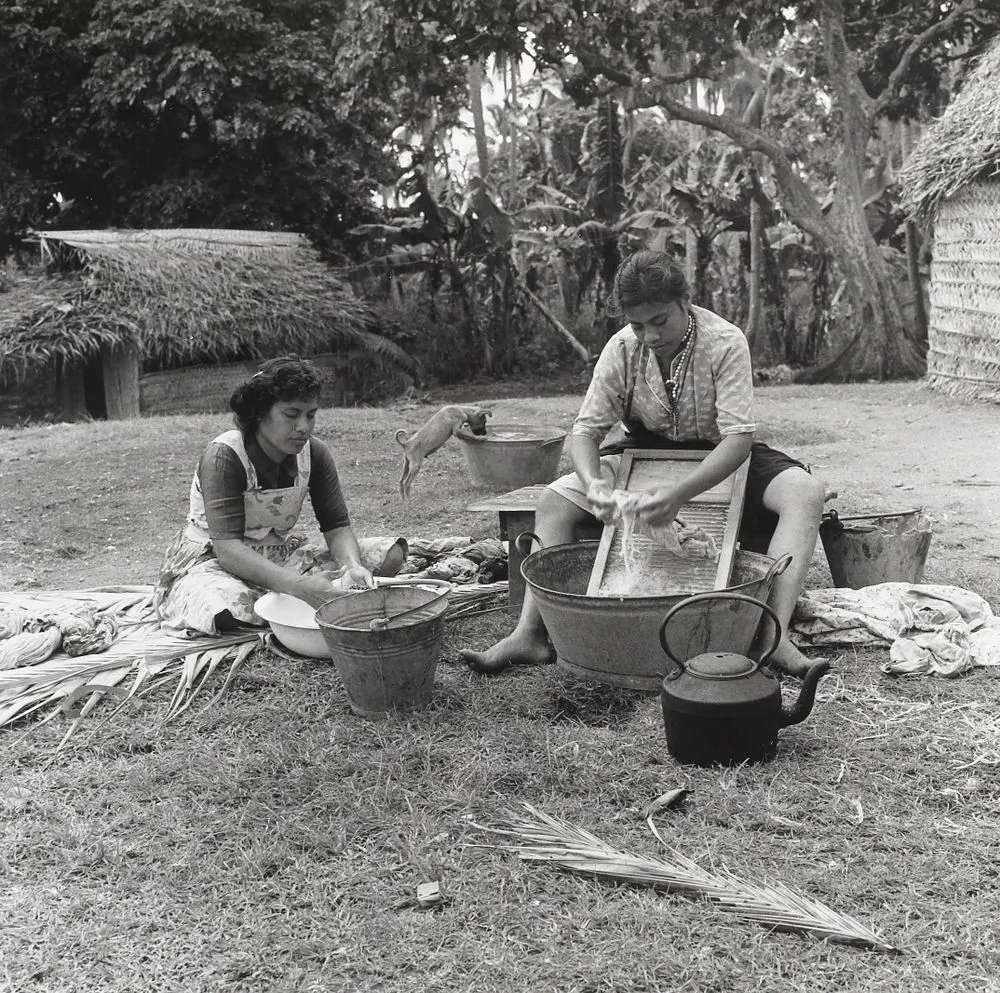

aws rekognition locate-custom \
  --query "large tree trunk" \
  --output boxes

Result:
[795,1,925,382]
[796,187,925,382]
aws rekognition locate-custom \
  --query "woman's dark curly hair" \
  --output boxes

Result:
[607,250,689,318]
[229,354,323,433]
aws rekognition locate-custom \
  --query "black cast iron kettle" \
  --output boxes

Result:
[658,592,831,766]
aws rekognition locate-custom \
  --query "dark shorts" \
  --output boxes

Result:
[741,442,807,553]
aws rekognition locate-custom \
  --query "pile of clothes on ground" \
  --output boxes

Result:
[0,603,120,670]
[359,536,507,586]
[790,582,1000,676]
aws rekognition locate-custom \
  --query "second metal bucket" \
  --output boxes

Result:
[518,533,790,691]
[455,423,566,490]
[315,581,451,718]
[820,509,933,589]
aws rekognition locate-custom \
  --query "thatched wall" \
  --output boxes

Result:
[138,352,403,416]
[0,229,418,421]
[922,182,1000,403]
[900,41,1000,403]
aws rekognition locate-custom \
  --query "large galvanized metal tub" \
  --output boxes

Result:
[519,535,790,691]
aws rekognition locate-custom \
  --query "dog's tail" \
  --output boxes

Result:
[394,428,410,447]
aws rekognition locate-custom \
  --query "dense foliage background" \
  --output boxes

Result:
[2,0,1000,393]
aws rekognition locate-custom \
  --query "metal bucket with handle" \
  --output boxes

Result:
[315,579,452,717]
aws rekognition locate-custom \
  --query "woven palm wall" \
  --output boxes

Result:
[924,181,1000,403]
[899,39,1000,404]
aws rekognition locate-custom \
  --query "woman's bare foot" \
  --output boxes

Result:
[766,639,830,678]
[459,630,554,675]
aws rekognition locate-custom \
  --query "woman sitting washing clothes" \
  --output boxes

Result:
[154,355,403,635]
[460,250,829,679]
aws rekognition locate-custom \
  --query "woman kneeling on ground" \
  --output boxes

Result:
[154,355,403,635]
[460,250,829,679]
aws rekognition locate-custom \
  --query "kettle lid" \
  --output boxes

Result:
[685,652,758,679]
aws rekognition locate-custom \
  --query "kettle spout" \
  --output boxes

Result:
[780,659,832,728]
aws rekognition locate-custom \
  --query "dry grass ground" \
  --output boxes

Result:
[1,381,999,992]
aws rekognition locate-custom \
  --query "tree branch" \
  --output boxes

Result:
[873,0,980,115]
[568,42,835,244]
[520,284,593,364]
[625,83,834,246]
[575,47,718,88]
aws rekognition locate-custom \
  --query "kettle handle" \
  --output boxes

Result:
[658,592,784,671]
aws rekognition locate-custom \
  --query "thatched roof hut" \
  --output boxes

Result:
[901,43,1000,403]
[0,229,412,419]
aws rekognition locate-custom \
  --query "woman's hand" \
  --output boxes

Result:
[340,564,375,590]
[636,485,685,528]
[586,478,618,524]
[294,572,349,609]
[292,565,374,609]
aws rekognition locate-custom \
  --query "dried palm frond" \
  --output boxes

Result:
[0,587,262,741]
[444,582,509,621]
[479,803,899,954]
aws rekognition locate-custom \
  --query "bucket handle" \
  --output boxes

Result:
[823,508,922,528]
[368,578,453,631]
[537,434,566,448]
[658,592,783,671]
[763,552,793,582]
[514,530,544,558]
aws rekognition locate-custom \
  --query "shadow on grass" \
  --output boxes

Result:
[547,680,653,728]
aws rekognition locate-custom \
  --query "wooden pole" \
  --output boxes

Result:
[100,341,141,419]
[521,285,593,365]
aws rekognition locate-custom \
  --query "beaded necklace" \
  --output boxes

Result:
[648,310,696,436]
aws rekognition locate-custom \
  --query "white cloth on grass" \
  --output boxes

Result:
[790,583,1000,676]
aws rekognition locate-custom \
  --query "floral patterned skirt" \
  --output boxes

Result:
[153,531,407,636]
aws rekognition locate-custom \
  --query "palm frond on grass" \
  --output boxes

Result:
[0,587,262,742]
[444,582,509,620]
[479,802,899,954]
[0,581,509,737]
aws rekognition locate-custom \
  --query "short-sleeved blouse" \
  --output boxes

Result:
[197,435,350,540]
[572,304,756,445]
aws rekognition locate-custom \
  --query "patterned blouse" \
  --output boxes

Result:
[572,304,756,445]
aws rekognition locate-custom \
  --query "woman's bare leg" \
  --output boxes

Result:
[460,489,594,674]
[757,467,828,676]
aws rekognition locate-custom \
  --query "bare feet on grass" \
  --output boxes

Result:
[459,631,554,675]
[766,639,832,679]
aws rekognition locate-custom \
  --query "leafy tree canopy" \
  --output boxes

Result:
[0,0,463,256]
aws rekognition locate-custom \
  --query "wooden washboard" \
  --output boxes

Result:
[586,449,750,597]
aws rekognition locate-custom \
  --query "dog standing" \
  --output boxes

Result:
[395,404,492,499]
